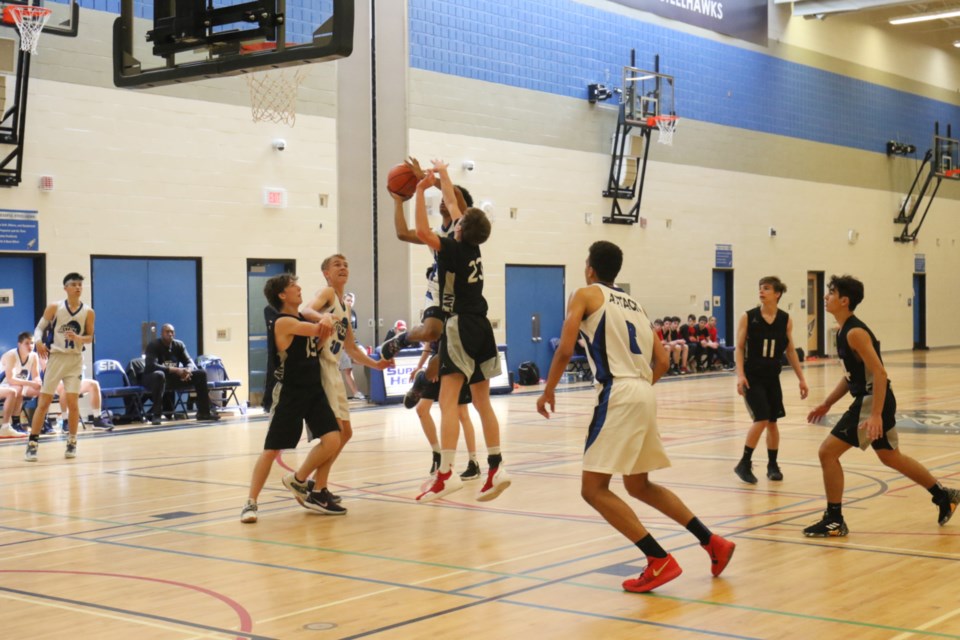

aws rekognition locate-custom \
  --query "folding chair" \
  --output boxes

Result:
[198,355,244,414]
[549,337,592,382]
[93,359,145,420]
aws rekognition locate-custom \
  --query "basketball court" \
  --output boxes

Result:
[1,2,959,638]
[3,347,959,638]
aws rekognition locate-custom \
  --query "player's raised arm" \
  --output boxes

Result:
[414,172,441,250]
[432,159,462,222]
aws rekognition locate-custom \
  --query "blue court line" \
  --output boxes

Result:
[0,585,276,640]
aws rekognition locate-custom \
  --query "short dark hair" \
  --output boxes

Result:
[759,276,786,300]
[587,241,623,282]
[456,185,474,208]
[698,315,708,322]
[653,318,662,325]
[17,331,32,344]
[63,272,83,286]
[828,274,864,311]
[264,273,298,310]
[687,314,696,322]
[460,207,491,245]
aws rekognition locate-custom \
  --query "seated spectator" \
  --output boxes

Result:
[666,316,689,374]
[0,332,42,436]
[56,376,114,430]
[708,316,735,369]
[653,319,675,375]
[698,315,720,369]
[143,323,220,425]
[680,314,703,371]
[385,319,407,342]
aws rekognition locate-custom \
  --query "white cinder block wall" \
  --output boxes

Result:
[3,2,960,403]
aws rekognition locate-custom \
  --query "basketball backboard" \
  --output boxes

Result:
[0,0,78,39]
[933,134,960,179]
[622,66,675,128]
[113,0,353,89]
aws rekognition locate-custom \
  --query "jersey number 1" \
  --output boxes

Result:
[626,321,643,355]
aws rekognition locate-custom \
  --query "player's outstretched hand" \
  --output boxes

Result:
[378,358,394,370]
[536,390,555,418]
[417,171,435,190]
[807,403,829,424]
[405,156,425,180]
[799,380,809,400]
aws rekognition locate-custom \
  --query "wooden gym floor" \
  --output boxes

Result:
[2,348,960,639]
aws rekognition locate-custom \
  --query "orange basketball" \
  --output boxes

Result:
[387,163,418,200]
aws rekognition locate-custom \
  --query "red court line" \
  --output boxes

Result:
[0,569,254,639]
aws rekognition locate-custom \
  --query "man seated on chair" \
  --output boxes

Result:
[143,323,220,425]
[0,332,42,436]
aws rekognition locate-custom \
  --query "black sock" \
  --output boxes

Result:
[11,417,20,426]
[28,434,39,443]
[767,449,779,466]
[741,446,754,462]
[685,517,713,546]
[827,502,843,519]
[929,482,948,503]
[636,534,668,559]
[488,453,503,469]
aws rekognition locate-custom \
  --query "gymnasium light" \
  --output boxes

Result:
[954,40,960,48]
[889,9,960,25]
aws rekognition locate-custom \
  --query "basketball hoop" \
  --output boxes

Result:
[239,42,306,126]
[648,115,678,146]
[4,5,52,55]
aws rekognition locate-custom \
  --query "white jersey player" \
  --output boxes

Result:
[537,241,735,594]
[25,272,96,462]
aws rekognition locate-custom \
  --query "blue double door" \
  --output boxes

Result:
[247,259,295,406]
[505,265,565,381]
[0,254,45,355]
[91,257,201,370]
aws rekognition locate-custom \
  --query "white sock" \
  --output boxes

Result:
[439,450,455,474]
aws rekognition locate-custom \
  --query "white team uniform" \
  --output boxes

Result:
[578,283,670,475]
[42,300,89,395]
[318,292,351,420]
[1,349,38,387]
[423,220,457,314]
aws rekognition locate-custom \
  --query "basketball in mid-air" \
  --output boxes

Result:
[387,163,418,200]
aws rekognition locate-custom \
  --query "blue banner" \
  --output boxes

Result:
[610,0,768,46]
[0,209,39,251]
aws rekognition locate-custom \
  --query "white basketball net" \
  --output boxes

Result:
[246,68,306,127]
[655,116,678,146]
[10,6,52,55]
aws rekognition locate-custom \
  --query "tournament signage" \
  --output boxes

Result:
[610,0,768,46]
[715,244,733,268]
[915,254,925,273]
[0,209,39,251]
